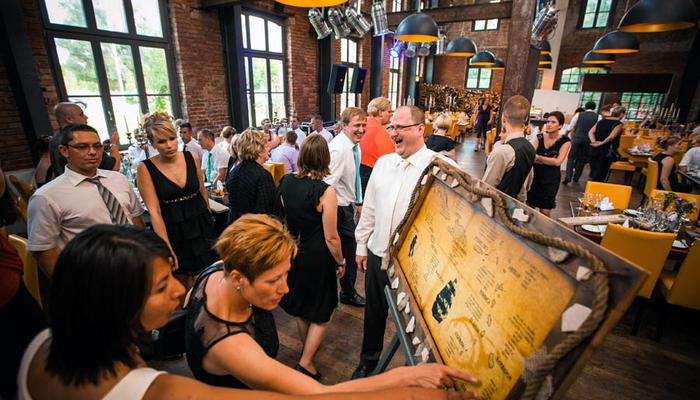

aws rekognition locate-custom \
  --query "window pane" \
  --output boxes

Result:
[269,59,284,92]
[596,12,609,27]
[467,68,479,80]
[249,16,266,51]
[45,0,87,27]
[341,39,348,62]
[599,0,612,12]
[132,0,163,37]
[139,47,170,94]
[486,19,498,30]
[101,43,137,94]
[55,38,99,95]
[271,93,285,120]
[582,13,595,28]
[585,0,598,12]
[474,20,486,31]
[466,78,478,88]
[349,40,357,62]
[251,57,268,92]
[246,91,254,127]
[254,93,269,124]
[268,21,283,53]
[93,0,127,33]
[111,96,141,142]
[241,15,248,49]
[390,56,399,69]
[147,95,172,115]
[68,97,108,139]
[244,57,251,91]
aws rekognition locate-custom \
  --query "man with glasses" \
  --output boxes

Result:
[352,105,454,379]
[27,124,144,277]
[49,102,121,178]
[359,97,394,195]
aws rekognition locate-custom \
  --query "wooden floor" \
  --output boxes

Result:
[153,136,700,399]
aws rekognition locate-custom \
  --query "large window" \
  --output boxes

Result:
[620,93,665,120]
[41,0,178,142]
[340,38,359,111]
[473,19,499,31]
[580,0,613,29]
[465,67,491,89]
[388,56,401,109]
[559,67,606,108]
[392,0,402,13]
[241,12,287,127]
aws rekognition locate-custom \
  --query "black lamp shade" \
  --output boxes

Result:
[540,40,551,55]
[582,50,616,64]
[619,0,698,33]
[446,36,477,57]
[539,54,553,65]
[592,31,640,54]
[395,12,439,42]
[538,63,552,71]
[488,58,505,70]
[470,50,496,66]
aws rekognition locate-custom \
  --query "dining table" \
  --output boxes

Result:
[680,170,700,187]
[623,148,655,165]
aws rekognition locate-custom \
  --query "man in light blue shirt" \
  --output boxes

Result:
[270,131,300,173]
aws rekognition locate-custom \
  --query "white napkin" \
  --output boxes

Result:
[622,219,630,228]
[599,197,615,211]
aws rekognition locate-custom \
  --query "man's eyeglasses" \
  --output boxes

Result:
[67,143,104,152]
[386,123,421,133]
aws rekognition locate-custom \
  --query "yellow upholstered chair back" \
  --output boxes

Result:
[583,181,633,209]
[659,241,700,310]
[650,190,700,223]
[8,234,42,307]
[643,158,659,199]
[601,224,675,298]
[616,135,636,155]
[424,122,434,137]
[9,175,34,202]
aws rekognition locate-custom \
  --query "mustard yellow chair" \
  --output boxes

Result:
[423,122,434,138]
[655,241,700,340]
[8,234,42,308]
[640,158,659,207]
[600,224,675,334]
[9,175,34,202]
[650,190,700,223]
[583,181,633,210]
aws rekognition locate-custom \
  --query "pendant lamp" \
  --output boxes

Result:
[539,54,553,65]
[445,36,477,57]
[538,63,552,71]
[540,40,551,55]
[592,30,640,54]
[469,50,496,66]
[582,50,616,64]
[580,64,611,72]
[395,12,439,42]
[487,58,505,71]
[276,0,347,7]
[618,0,698,33]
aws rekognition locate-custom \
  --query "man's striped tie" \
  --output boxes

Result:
[84,177,130,225]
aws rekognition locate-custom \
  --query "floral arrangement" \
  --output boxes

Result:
[660,191,697,220]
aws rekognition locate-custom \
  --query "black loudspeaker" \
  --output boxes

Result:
[350,67,367,93]
[327,64,347,95]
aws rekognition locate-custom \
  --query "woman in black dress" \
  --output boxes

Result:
[137,112,217,288]
[425,114,456,160]
[653,137,692,193]
[527,111,571,217]
[473,97,493,152]
[278,134,345,379]
[588,106,624,182]
[226,128,281,224]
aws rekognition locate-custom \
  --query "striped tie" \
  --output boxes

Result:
[84,177,131,225]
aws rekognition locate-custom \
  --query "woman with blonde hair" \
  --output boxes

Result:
[137,112,217,286]
[225,128,280,224]
[426,114,457,160]
[185,214,479,396]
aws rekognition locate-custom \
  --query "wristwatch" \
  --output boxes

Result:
[336,259,346,267]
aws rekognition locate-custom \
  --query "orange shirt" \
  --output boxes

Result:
[360,118,395,168]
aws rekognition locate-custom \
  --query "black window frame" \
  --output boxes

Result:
[339,38,360,111]
[472,18,499,32]
[465,67,492,90]
[578,0,616,30]
[240,8,288,127]
[39,0,182,137]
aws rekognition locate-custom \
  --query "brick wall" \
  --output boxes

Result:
[0,54,33,171]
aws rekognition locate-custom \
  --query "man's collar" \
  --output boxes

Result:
[64,166,108,187]
[396,145,429,167]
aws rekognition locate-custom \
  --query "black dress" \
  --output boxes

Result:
[185,263,279,389]
[652,153,692,193]
[278,175,338,323]
[426,135,456,154]
[143,151,217,275]
[527,134,570,210]
[588,118,622,182]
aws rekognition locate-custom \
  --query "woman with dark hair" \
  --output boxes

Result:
[653,137,692,193]
[278,134,345,378]
[473,97,493,152]
[33,135,54,187]
[588,106,624,181]
[19,225,443,400]
[527,111,571,216]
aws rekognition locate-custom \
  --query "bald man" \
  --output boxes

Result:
[49,102,121,177]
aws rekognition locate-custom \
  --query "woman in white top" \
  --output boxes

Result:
[18,224,468,400]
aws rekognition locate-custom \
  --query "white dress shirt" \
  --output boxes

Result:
[179,139,204,162]
[680,146,700,169]
[313,128,334,143]
[566,111,602,135]
[325,132,361,207]
[294,127,307,145]
[201,141,231,182]
[356,146,451,260]
[127,143,159,168]
[27,167,144,252]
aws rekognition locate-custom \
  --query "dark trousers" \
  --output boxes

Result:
[338,205,358,298]
[360,251,389,364]
[565,140,590,181]
[0,281,47,400]
[589,151,612,182]
[359,164,372,198]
